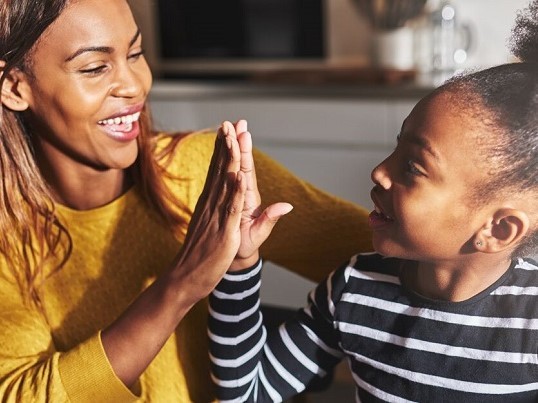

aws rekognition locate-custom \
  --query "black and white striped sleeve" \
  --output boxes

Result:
[208,259,346,402]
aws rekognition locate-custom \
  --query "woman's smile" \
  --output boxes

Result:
[98,108,142,142]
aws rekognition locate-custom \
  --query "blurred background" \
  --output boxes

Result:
[131,0,528,309]
[130,0,526,301]
[132,0,526,79]
[131,2,529,400]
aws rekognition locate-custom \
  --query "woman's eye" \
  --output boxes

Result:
[80,65,107,75]
[406,160,423,176]
[128,49,145,61]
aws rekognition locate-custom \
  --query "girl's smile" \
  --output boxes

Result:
[368,201,394,230]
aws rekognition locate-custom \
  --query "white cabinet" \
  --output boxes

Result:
[149,82,421,307]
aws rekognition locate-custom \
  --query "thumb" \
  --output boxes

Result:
[251,202,293,245]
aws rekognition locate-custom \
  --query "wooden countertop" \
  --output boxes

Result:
[150,71,440,101]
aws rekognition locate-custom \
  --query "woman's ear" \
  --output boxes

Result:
[474,208,530,253]
[0,60,30,112]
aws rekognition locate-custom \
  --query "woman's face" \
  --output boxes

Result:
[369,91,495,262]
[21,0,152,174]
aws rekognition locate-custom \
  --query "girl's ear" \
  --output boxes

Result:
[474,208,530,253]
[0,60,30,112]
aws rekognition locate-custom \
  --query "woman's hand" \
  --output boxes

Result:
[170,123,247,297]
[227,120,293,270]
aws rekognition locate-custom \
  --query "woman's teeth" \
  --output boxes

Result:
[98,111,141,126]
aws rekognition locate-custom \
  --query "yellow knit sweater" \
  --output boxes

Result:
[0,131,372,402]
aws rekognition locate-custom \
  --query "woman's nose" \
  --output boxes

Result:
[371,158,392,190]
[111,64,144,98]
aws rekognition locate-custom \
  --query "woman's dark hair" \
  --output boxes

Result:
[436,0,538,257]
[0,0,190,309]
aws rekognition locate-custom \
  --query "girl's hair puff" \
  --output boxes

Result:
[438,0,538,258]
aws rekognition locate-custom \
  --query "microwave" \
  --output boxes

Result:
[130,0,325,78]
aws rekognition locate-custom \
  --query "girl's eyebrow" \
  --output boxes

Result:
[409,135,441,162]
[64,29,141,62]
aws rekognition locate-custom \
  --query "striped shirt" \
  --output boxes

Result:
[209,253,538,402]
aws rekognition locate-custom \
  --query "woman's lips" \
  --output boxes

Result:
[98,111,141,142]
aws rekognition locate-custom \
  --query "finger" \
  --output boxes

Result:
[237,131,256,186]
[250,202,294,246]
[237,130,253,171]
[189,125,230,237]
[221,170,247,233]
[234,119,248,135]
[221,121,241,176]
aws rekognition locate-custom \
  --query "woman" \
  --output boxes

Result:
[0,0,372,401]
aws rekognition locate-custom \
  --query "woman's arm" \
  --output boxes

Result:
[209,260,346,402]
[100,125,247,387]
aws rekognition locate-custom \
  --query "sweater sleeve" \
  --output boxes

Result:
[0,277,138,403]
[209,260,346,402]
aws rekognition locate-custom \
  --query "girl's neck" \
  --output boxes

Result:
[401,254,513,302]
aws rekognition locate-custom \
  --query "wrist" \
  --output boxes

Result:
[229,252,260,271]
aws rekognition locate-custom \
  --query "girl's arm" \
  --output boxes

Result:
[209,259,346,402]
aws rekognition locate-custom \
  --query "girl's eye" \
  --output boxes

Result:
[406,160,423,176]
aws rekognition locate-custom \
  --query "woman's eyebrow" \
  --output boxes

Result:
[64,29,141,62]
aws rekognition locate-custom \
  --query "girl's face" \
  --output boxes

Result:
[20,0,152,174]
[369,91,494,262]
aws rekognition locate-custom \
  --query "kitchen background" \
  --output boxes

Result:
[129,1,531,401]
[130,0,528,309]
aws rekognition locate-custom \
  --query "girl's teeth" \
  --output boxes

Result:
[374,205,392,220]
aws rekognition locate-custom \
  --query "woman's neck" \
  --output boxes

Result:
[402,254,513,302]
[49,168,133,210]
[32,135,135,210]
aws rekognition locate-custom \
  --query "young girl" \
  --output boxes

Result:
[0,0,372,401]
[208,2,538,401]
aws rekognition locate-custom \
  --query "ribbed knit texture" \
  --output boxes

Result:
[0,131,372,402]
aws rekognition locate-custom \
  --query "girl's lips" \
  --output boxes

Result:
[368,205,394,229]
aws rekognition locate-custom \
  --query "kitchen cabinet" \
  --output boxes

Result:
[149,80,426,307]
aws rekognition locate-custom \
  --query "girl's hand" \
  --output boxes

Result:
[228,120,293,270]
[170,124,246,299]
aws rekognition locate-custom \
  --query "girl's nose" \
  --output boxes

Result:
[371,158,392,190]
